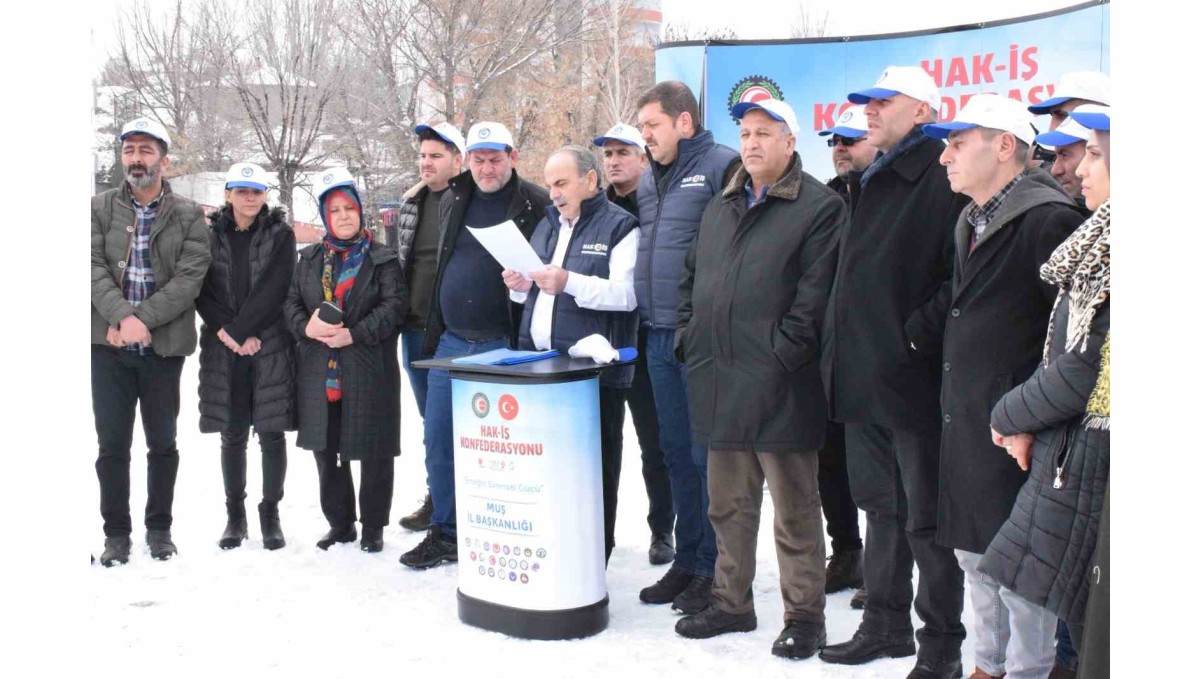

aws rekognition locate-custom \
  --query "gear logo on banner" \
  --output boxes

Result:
[727,75,785,121]
[499,394,519,421]
[471,392,490,418]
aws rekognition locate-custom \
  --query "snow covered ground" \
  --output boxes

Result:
[85,360,976,678]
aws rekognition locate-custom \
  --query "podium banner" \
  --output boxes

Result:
[452,375,605,611]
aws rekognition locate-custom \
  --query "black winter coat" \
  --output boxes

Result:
[285,239,408,459]
[677,155,844,453]
[821,134,970,428]
[196,205,296,434]
[420,170,551,357]
[904,174,1085,553]
[979,296,1110,624]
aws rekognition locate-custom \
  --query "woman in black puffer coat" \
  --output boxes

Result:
[196,162,296,551]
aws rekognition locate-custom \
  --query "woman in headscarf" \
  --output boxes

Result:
[980,104,1111,675]
[196,162,295,550]
[285,167,407,553]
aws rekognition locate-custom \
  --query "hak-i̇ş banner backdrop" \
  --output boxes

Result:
[655,0,1109,181]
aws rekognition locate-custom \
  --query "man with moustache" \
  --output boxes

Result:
[91,117,211,566]
[395,121,465,533]
[1034,117,1090,210]
[822,105,876,208]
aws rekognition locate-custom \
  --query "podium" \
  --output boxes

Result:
[412,355,631,640]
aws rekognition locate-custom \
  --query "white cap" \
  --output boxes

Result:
[818,105,868,138]
[1035,117,1090,148]
[922,94,1036,145]
[848,66,941,111]
[315,166,357,201]
[730,98,799,136]
[225,162,270,191]
[465,121,515,152]
[119,117,171,150]
[1069,104,1111,131]
[414,121,466,155]
[593,123,646,152]
[1028,71,1111,114]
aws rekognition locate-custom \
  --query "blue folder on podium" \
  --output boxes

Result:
[451,348,559,366]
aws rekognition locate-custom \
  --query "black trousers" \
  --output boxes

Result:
[817,420,862,553]
[91,345,184,537]
[844,422,965,652]
[313,401,395,529]
[220,355,286,510]
[599,386,627,564]
[626,329,675,537]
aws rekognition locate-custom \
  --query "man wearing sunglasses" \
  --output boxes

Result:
[820,105,877,209]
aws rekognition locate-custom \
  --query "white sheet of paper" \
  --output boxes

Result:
[466,220,546,278]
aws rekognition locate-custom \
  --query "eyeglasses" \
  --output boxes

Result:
[827,135,866,148]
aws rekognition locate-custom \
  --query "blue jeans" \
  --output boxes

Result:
[401,330,431,420]
[644,327,716,577]
[424,332,509,538]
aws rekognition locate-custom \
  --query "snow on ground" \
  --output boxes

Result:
[86,360,975,677]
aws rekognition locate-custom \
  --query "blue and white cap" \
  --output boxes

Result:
[1035,117,1089,148]
[593,123,646,152]
[730,98,799,135]
[119,117,171,150]
[849,66,940,110]
[1028,72,1110,114]
[315,166,357,201]
[414,121,466,155]
[1068,104,1110,131]
[225,162,270,191]
[819,105,868,138]
[466,121,515,152]
[922,94,1035,145]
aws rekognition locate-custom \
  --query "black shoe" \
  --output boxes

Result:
[100,536,132,567]
[399,493,433,532]
[316,524,357,550]
[850,586,868,610]
[671,575,713,614]
[674,604,757,639]
[399,527,458,569]
[773,620,827,660]
[648,533,676,565]
[825,548,863,593]
[146,530,177,561]
[259,502,286,551]
[819,627,916,665]
[218,507,248,550]
[907,654,964,679]
[360,525,384,553]
[639,566,693,604]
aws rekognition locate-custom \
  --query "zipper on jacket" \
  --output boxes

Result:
[1053,427,1078,490]
[646,166,669,327]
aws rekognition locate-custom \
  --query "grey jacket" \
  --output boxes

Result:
[90,180,211,357]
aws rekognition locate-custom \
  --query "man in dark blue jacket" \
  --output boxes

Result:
[633,81,740,614]
[503,145,639,564]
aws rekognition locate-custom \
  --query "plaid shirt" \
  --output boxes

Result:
[744,178,771,210]
[122,191,161,354]
[967,173,1024,248]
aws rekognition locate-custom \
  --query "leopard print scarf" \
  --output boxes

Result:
[1040,200,1110,363]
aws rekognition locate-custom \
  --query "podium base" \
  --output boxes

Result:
[457,590,609,640]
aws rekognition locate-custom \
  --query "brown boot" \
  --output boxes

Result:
[968,669,1004,679]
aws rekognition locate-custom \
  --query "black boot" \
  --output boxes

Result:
[219,502,248,550]
[259,501,285,550]
[907,651,964,679]
[399,526,458,568]
[850,586,868,610]
[825,547,864,593]
[639,566,693,604]
[100,536,132,567]
[773,620,827,659]
[398,493,433,532]
[675,604,757,639]
[146,529,178,560]
[672,575,713,614]
[648,532,675,566]
[819,625,916,665]
[360,525,384,553]
[317,524,357,550]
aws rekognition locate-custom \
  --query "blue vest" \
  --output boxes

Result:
[635,128,739,329]
[517,192,639,388]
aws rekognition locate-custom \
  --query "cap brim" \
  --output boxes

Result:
[818,126,868,138]
[1027,96,1074,114]
[416,125,462,150]
[730,102,785,122]
[593,135,643,149]
[1070,111,1110,131]
[1035,129,1087,147]
[467,142,509,152]
[921,121,977,140]
[226,181,269,190]
[847,87,900,105]
[119,131,168,147]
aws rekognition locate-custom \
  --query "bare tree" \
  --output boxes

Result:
[659,23,738,43]
[587,0,656,127]
[789,6,831,39]
[214,0,347,217]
